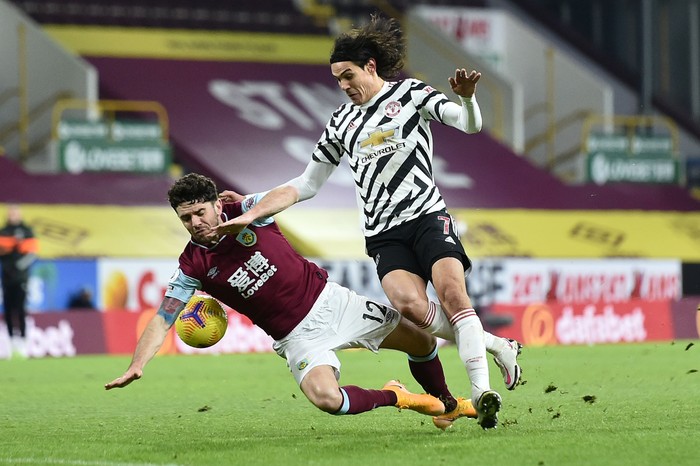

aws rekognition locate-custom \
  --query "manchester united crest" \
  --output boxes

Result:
[384,101,402,118]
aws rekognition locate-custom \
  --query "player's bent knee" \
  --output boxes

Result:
[308,387,343,413]
[300,366,343,413]
[393,297,428,323]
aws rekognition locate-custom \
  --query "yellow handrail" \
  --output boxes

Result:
[524,108,594,154]
[51,99,170,141]
[580,114,679,156]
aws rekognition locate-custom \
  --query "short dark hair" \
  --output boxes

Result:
[167,173,218,210]
[329,14,405,79]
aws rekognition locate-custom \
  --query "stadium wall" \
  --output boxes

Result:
[1,256,697,359]
[0,297,696,360]
[0,309,273,359]
[2,204,699,261]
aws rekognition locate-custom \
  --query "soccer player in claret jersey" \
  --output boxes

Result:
[215,15,521,429]
[105,173,479,423]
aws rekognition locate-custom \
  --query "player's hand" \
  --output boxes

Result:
[105,369,142,390]
[219,190,245,204]
[214,217,249,237]
[448,68,481,98]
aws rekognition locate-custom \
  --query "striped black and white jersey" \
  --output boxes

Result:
[308,78,480,237]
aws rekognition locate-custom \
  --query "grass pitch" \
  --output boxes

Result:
[1,341,698,466]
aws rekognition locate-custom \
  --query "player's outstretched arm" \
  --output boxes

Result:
[215,185,300,237]
[105,296,186,390]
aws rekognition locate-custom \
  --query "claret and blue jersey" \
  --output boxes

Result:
[166,195,328,340]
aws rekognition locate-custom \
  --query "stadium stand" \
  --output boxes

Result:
[8,0,329,33]
[492,0,700,153]
[2,0,695,210]
[81,51,700,211]
[3,0,699,211]
[6,1,492,32]
[0,154,173,205]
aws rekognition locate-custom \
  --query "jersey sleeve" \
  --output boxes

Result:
[240,193,275,227]
[285,159,336,202]
[164,267,201,303]
[411,78,451,122]
[440,95,483,133]
[411,78,482,134]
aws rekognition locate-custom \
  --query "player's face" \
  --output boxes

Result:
[175,199,222,245]
[6,205,21,225]
[331,60,380,105]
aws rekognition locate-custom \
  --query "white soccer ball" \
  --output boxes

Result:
[175,295,228,348]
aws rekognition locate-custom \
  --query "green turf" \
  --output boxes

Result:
[1,341,699,466]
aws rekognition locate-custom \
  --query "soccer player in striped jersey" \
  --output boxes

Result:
[106,173,480,423]
[216,15,522,429]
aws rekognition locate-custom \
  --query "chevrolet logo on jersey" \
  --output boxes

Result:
[360,128,396,148]
[357,127,405,165]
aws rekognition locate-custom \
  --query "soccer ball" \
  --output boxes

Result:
[175,295,228,348]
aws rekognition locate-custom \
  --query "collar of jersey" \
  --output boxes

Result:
[359,81,390,109]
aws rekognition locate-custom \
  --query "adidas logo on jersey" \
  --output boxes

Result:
[444,237,456,245]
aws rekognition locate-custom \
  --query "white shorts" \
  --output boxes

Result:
[272,281,401,385]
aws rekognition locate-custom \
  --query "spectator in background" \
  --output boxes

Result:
[68,287,95,310]
[0,205,39,357]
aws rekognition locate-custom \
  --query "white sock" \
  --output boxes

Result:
[484,331,507,355]
[450,308,490,402]
[417,301,454,340]
[421,301,501,356]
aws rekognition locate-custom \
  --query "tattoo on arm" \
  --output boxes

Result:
[157,296,187,327]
